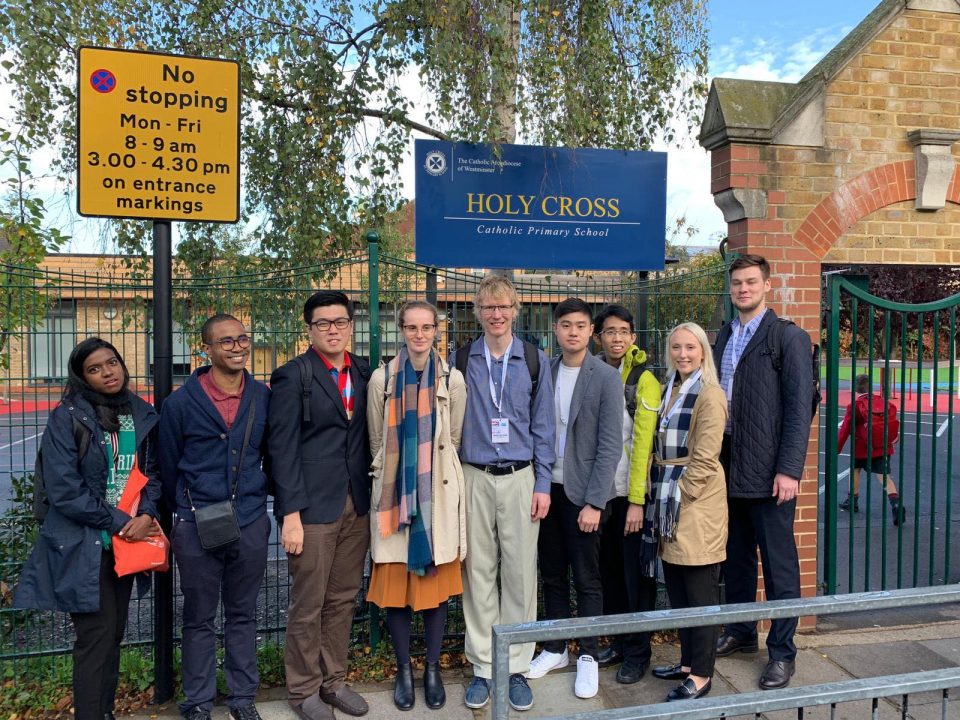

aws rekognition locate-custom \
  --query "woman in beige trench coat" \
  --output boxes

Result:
[367,300,467,712]
[645,322,728,702]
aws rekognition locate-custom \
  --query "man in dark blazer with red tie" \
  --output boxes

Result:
[269,290,372,720]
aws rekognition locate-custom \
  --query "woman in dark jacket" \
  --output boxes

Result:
[15,337,161,720]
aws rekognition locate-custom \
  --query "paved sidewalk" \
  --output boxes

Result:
[130,603,960,720]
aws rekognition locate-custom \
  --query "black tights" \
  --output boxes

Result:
[385,602,448,664]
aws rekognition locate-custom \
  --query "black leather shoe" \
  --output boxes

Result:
[393,663,415,711]
[597,646,624,668]
[716,633,759,657]
[423,661,445,709]
[652,663,688,681]
[759,659,795,690]
[615,661,647,684]
[666,677,711,701]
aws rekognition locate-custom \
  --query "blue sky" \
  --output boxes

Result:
[667,0,881,246]
[6,0,884,253]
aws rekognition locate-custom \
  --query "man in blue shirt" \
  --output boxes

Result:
[452,275,555,712]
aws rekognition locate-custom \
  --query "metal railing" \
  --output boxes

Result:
[490,584,960,720]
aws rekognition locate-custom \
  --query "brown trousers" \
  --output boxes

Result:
[284,494,370,701]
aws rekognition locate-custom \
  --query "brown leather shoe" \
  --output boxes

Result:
[320,685,369,717]
[759,659,796,690]
[290,695,334,720]
[716,633,759,657]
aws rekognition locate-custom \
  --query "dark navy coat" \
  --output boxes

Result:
[713,309,813,498]
[14,394,160,613]
[158,367,270,527]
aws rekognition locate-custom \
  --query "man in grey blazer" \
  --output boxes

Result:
[527,298,624,700]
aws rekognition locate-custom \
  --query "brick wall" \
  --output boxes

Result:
[707,6,960,624]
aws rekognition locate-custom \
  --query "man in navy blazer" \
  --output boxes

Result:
[268,291,372,720]
[528,298,624,700]
[159,314,271,720]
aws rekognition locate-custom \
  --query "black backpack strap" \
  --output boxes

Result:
[767,318,790,371]
[521,341,540,403]
[624,364,644,387]
[454,344,469,379]
[294,354,312,423]
[73,416,91,460]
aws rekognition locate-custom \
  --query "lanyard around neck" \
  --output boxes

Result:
[483,340,510,415]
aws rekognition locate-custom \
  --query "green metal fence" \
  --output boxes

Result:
[823,274,960,594]
[0,242,727,670]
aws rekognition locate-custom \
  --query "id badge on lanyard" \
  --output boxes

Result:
[484,342,511,443]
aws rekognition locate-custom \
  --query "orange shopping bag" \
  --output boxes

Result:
[113,457,170,576]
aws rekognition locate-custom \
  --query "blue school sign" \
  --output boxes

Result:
[414,140,667,271]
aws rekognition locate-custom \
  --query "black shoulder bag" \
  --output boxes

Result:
[187,403,256,550]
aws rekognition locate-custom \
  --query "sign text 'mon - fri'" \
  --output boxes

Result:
[77,47,240,223]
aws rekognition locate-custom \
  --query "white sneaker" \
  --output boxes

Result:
[526,648,569,679]
[575,655,599,699]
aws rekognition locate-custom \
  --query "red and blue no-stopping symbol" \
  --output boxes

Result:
[90,69,117,93]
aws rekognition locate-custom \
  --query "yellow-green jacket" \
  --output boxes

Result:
[599,345,661,503]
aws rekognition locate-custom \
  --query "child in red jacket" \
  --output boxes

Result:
[837,374,906,525]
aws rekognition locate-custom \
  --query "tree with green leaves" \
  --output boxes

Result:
[0,130,66,371]
[0,0,707,265]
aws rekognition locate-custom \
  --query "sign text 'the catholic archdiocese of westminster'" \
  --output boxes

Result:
[77,47,240,223]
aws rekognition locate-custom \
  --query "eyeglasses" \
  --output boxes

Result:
[600,328,634,338]
[213,335,252,350]
[308,317,351,331]
[402,324,437,334]
[479,304,514,315]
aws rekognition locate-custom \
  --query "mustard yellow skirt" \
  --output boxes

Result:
[367,560,463,611]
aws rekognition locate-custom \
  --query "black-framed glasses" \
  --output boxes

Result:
[600,328,634,338]
[214,335,252,350]
[402,324,437,334]
[308,317,351,331]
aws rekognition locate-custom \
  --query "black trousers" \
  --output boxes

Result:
[538,484,604,659]
[600,496,658,666]
[661,561,720,678]
[721,435,800,661]
[70,549,135,720]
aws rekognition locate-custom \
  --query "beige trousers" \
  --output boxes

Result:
[461,463,540,678]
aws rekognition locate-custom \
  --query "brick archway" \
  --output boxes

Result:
[794,162,960,259]
[794,161,916,259]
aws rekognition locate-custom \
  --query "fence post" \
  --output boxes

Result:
[823,274,842,594]
[366,230,382,650]
[367,231,381,367]
[426,266,438,307]
[152,220,175,703]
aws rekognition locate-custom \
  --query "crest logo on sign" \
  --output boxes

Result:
[424,150,447,176]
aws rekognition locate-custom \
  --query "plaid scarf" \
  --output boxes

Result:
[640,370,703,577]
[376,347,437,575]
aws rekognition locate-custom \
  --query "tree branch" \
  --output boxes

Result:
[249,88,448,139]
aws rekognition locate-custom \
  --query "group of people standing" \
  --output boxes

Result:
[15,252,814,718]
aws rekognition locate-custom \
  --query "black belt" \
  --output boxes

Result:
[466,461,531,476]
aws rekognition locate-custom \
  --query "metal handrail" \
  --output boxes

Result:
[490,584,960,720]
[547,669,958,720]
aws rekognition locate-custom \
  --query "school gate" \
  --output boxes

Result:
[700,0,960,604]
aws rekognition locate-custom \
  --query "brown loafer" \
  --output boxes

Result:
[320,685,369,717]
[290,695,334,720]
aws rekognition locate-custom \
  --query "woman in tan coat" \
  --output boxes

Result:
[367,300,467,712]
[644,322,728,702]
